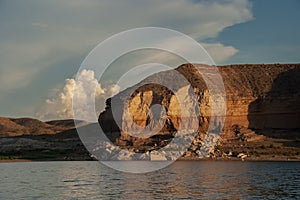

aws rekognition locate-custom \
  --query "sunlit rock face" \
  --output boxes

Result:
[99,63,300,155]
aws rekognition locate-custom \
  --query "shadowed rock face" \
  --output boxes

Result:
[248,67,300,138]
[219,64,300,136]
[99,63,300,150]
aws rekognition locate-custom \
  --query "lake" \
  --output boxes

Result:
[0,161,299,199]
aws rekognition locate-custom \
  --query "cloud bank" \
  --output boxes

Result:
[0,0,252,90]
[0,0,253,119]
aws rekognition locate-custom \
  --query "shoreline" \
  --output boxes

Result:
[1,158,300,163]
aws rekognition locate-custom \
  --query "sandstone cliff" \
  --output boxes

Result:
[99,63,300,154]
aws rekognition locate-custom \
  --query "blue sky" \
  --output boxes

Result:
[214,0,300,64]
[0,0,299,120]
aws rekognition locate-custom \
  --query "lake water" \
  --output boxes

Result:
[0,161,299,199]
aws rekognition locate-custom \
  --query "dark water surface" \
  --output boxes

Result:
[0,161,299,199]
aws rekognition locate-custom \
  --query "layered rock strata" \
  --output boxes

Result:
[99,64,300,155]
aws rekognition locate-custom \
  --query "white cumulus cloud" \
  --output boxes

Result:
[37,70,119,121]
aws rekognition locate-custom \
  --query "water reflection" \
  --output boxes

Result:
[0,161,299,199]
[119,161,253,199]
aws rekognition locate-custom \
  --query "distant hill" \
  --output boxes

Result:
[0,117,76,137]
[46,119,88,128]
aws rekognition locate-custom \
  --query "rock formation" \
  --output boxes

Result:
[99,63,300,156]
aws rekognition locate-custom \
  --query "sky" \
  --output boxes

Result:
[0,0,299,120]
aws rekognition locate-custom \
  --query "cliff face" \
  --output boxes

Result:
[220,64,300,137]
[99,64,300,151]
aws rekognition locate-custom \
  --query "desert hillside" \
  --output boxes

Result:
[0,117,75,137]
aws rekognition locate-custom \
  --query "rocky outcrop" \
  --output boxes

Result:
[99,63,300,154]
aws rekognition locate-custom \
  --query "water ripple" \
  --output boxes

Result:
[0,161,299,199]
